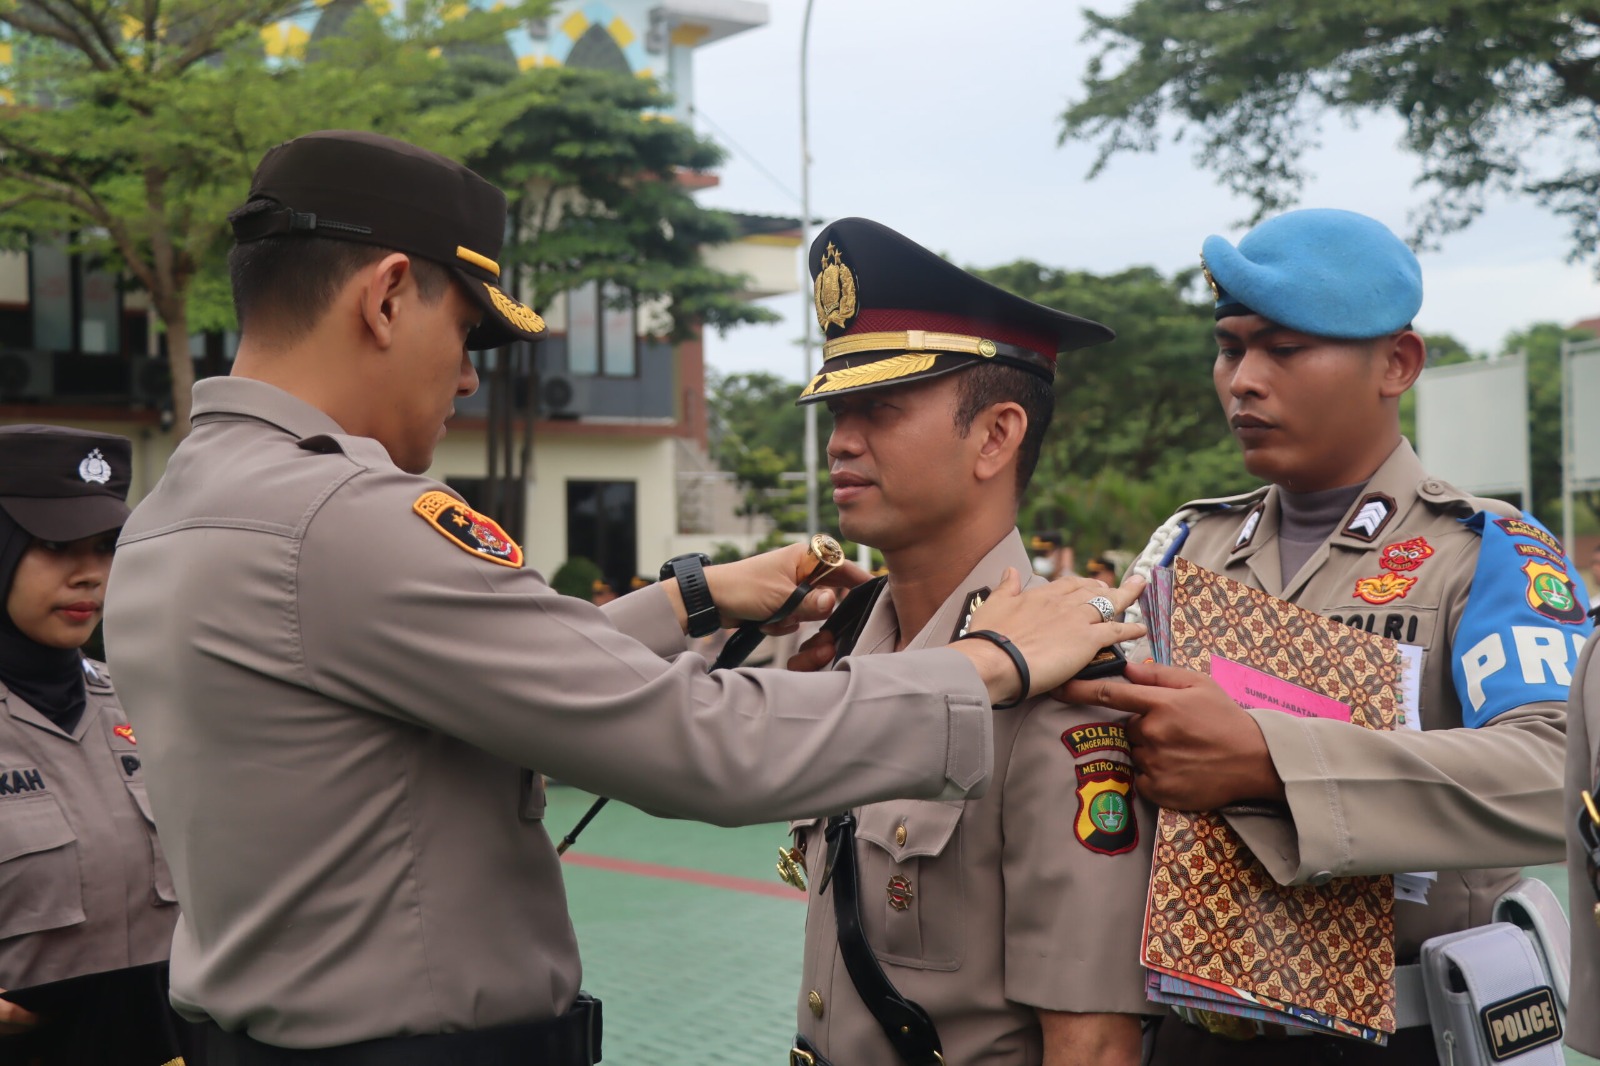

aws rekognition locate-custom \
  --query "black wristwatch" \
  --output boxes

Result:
[659,553,720,637]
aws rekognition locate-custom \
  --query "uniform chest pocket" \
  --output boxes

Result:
[0,793,87,940]
[123,780,178,905]
[855,801,965,971]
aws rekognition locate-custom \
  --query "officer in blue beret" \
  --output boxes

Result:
[1073,208,1586,1064]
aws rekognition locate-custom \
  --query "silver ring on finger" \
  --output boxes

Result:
[1087,595,1116,623]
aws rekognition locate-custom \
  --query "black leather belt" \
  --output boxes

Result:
[822,812,945,1066]
[202,993,602,1066]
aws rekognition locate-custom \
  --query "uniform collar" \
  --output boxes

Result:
[0,661,101,742]
[863,530,1033,654]
[191,376,349,443]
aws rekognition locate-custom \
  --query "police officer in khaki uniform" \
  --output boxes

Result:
[1075,209,1589,1064]
[1567,641,1600,1057]
[783,219,1157,1066]
[0,426,188,1063]
[102,132,1144,1064]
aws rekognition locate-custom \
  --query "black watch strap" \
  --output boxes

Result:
[661,554,719,637]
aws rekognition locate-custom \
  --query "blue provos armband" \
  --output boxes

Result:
[1453,512,1592,727]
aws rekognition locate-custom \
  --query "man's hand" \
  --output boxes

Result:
[0,993,40,1036]
[704,542,870,631]
[1061,660,1285,811]
[951,569,1147,707]
[787,628,836,672]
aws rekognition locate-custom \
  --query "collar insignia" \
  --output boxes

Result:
[814,241,859,333]
[950,586,991,643]
[413,490,525,569]
[1232,506,1263,552]
[1344,493,1397,542]
[78,448,112,484]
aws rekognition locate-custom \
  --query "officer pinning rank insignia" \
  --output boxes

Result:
[1061,723,1138,855]
[412,491,524,569]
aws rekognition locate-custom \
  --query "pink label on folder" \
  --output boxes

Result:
[1208,656,1352,723]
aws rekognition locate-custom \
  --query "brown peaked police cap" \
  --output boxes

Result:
[229,130,546,351]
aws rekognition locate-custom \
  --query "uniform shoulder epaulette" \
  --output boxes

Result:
[1415,475,1518,520]
[295,432,397,471]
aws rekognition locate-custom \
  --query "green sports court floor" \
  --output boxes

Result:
[546,787,1598,1065]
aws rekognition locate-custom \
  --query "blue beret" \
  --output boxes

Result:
[1200,209,1422,340]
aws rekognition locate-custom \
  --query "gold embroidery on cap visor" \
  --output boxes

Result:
[483,283,546,335]
[799,352,938,398]
[814,241,859,331]
[456,245,501,277]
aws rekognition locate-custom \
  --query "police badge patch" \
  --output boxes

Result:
[1074,759,1138,855]
[412,490,524,568]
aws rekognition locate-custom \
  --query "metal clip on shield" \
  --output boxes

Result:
[556,535,847,856]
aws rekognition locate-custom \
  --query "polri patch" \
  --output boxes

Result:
[1379,536,1433,572]
[1353,573,1416,605]
[1479,986,1561,1061]
[1061,722,1131,758]
[412,491,524,569]
[1074,759,1137,855]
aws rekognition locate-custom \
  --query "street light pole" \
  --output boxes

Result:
[799,0,819,536]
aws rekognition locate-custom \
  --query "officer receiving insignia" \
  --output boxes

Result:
[1102,208,1587,1064]
[782,218,1155,1066]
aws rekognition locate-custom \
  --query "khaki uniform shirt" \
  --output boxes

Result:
[1168,440,1579,959]
[0,660,177,988]
[793,533,1157,1066]
[1565,637,1600,1055]
[103,377,997,1049]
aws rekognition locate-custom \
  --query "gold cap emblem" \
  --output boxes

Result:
[814,241,859,332]
[1200,256,1220,301]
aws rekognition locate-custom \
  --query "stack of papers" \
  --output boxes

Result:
[1137,559,1414,1043]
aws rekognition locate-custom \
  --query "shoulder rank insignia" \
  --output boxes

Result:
[413,490,524,569]
[950,586,991,643]
[1354,573,1416,605]
[1075,759,1137,855]
[1380,536,1433,572]
[1344,492,1397,542]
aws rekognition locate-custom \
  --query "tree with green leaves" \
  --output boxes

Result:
[1060,1,1600,257]
[0,0,552,432]
[971,262,1248,551]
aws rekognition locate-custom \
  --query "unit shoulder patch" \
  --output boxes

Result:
[1074,759,1137,855]
[412,490,524,569]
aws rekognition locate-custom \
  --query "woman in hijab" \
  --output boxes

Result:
[0,425,190,1064]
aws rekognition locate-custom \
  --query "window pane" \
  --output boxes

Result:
[567,282,599,376]
[601,283,635,377]
[566,479,637,588]
[31,240,72,351]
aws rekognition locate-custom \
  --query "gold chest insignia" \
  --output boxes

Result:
[814,242,859,332]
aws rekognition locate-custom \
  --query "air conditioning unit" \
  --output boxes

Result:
[0,351,54,400]
[539,373,587,419]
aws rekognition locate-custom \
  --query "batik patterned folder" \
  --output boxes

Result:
[1141,558,1403,1036]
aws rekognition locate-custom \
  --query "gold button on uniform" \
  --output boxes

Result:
[809,990,824,1017]
[895,824,907,847]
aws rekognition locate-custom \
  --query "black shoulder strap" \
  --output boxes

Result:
[824,576,887,664]
[823,812,945,1066]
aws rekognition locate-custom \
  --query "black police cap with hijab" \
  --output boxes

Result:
[0,425,133,733]
[228,129,548,351]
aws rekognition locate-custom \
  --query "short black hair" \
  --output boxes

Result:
[952,363,1054,495]
[228,230,452,344]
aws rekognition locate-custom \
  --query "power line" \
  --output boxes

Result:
[690,104,804,208]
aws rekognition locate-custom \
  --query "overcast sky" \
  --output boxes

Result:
[688,0,1600,384]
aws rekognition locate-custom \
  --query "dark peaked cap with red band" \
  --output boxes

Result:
[229,130,547,351]
[797,217,1114,404]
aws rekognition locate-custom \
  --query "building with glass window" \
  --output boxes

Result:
[0,0,798,584]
